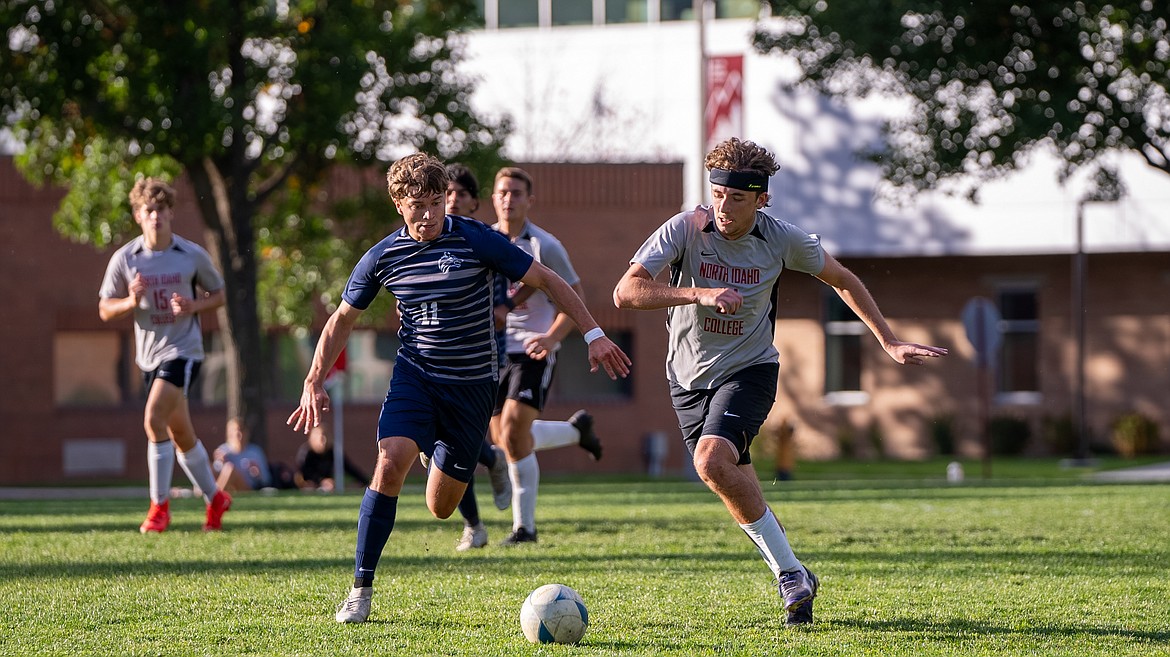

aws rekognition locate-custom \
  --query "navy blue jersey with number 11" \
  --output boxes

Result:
[342,215,535,385]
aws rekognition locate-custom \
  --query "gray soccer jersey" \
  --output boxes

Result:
[493,219,581,354]
[99,234,225,372]
[630,206,825,390]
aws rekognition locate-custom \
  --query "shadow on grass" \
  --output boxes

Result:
[834,616,1170,644]
[0,547,755,581]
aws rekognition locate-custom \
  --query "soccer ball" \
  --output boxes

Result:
[519,583,589,644]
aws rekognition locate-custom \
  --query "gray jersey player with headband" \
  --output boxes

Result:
[629,206,824,390]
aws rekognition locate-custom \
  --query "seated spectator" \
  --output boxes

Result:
[214,418,294,492]
[296,424,370,492]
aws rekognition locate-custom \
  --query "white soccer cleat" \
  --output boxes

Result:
[335,586,373,623]
[456,523,489,551]
[488,445,511,510]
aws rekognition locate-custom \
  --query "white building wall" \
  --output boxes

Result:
[460,18,1170,257]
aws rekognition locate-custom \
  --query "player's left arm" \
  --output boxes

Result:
[815,253,948,365]
[519,261,631,380]
[525,281,585,359]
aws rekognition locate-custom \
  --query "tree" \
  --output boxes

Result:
[756,1,1169,200]
[1,1,508,447]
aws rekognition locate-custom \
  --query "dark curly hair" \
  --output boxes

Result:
[703,138,780,179]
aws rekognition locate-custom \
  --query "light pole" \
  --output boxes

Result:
[1071,199,1089,463]
[1070,165,1125,465]
[696,0,710,205]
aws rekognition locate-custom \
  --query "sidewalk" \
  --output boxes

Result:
[0,487,144,500]
[1090,461,1170,483]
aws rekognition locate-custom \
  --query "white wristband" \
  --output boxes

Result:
[583,327,606,345]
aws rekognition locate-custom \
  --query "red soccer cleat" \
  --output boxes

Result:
[140,500,171,534]
[202,490,232,531]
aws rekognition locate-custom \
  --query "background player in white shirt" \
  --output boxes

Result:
[490,167,604,545]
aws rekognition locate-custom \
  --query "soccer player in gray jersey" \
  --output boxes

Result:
[288,153,630,624]
[490,167,604,546]
[614,138,947,626]
[98,177,232,533]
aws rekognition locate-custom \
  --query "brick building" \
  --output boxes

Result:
[3,155,1169,485]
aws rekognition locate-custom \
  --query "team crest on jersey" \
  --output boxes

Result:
[437,252,463,273]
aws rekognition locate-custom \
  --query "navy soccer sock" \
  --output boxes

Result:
[478,440,496,468]
[458,478,480,527]
[353,488,397,588]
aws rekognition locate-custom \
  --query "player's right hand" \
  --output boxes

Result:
[129,273,147,306]
[588,337,631,380]
[287,381,330,433]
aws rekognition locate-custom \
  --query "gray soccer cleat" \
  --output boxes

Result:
[778,565,816,612]
[785,568,818,626]
[487,445,511,510]
[335,586,373,623]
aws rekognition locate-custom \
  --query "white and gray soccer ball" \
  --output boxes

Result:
[519,583,589,644]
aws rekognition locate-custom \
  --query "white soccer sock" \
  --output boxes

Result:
[509,453,539,533]
[740,507,802,576]
[531,420,579,451]
[176,440,219,505]
[147,440,175,504]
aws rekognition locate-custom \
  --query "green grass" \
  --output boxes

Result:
[2,472,1169,656]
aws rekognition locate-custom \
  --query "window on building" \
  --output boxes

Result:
[499,0,539,27]
[659,0,693,20]
[344,329,400,403]
[823,293,866,404]
[552,0,593,25]
[606,0,647,22]
[266,332,315,403]
[196,331,229,405]
[996,288,1040,397]
[715,0,758,18]
[53,331,134,407]
[549,330,634,403]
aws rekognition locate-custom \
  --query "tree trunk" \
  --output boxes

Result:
[187,160,270,450]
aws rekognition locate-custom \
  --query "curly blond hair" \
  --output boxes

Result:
[129,177,175,211]
[703,138,780,178]
[386,152,448,201]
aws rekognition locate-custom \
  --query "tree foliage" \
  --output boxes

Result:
[1,0,509,445]
[756,1,1169,199]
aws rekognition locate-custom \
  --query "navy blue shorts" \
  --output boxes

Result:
[494,352,557,414]
[668,363,778,466]
[378,361,495,483]
[142,359,202,399]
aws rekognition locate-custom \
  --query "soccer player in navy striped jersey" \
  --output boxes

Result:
[287,153,630,623]
[614,138,946,626]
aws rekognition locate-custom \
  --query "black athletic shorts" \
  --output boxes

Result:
[668,362,779,466]
[143,358,202,399]
[494,352,557,414]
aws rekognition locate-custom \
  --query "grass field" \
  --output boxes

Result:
[2,462,1169,656]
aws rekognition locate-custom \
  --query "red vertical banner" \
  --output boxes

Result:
[705,54,744,152]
